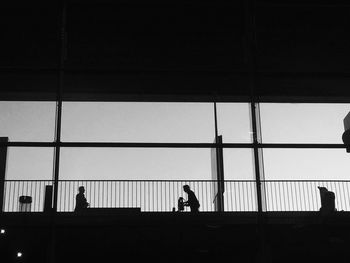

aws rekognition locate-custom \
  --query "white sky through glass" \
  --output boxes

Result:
[1,102,350,181]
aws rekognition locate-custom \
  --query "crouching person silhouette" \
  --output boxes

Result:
[183,185,200,213]
[178,197,185,212]
[318,186,336,216]
[75,186,90,212]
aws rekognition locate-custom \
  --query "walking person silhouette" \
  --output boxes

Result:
[74,186,90,212]
[183,185,200,213]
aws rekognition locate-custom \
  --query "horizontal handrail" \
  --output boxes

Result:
[4,179,350,182]
[3,179,256,183]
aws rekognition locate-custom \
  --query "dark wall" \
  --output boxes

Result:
[1,1,350,101]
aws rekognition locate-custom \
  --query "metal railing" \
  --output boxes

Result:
[3,180,53,212]
[262,180,350,212]
[55,180,257,212]
[3,180,257,212]
[2,180,350,213]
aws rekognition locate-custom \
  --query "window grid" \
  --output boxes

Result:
[1,101,349,213]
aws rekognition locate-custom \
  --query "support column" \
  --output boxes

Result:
[251,104,266,213]
[48,2,66,263]
[215,135,225,212]
[245,1,268,262]
[52,0,66,213]
[213,103,225,212]
[0,137,9,212]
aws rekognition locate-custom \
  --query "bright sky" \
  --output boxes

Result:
[0,101,350,181]
[260,104,350,180]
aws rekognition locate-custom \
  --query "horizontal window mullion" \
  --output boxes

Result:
[0,142,348,149]
[259,143,347,149]
[0,142,251,148]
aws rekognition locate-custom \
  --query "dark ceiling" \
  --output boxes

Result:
[1,1,350,101]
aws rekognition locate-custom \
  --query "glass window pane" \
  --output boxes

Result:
[3,147,54,212]
[59,148,212,180]
[0,101,56,142]
[263,149,350,180]
[223,149,255,180]
[62,102,215,143]
[6,147,54,180]
[58,148,217,212]
[223,149,257,211]
[58,147,256,212]
[260,103,350,143]
[217,103,252,143]
[263,149,350,212]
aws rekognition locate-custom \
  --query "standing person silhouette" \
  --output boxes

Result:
[74,186,90,212]
[183,185,200,213]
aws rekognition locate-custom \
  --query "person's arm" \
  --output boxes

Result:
[83,196,89,208]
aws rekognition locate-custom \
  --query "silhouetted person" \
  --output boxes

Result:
[318,186,336,215]
[183,185,200,213]
[75,186,89,212]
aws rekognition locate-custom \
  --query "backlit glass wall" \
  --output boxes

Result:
[2,101,349,212]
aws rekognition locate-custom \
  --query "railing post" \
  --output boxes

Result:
[0,137,8,213]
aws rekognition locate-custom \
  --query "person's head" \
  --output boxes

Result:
[78,186,85,194]
[318,186,328,193]
[183,185,190,193]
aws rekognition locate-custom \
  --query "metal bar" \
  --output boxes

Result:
[0,138,8,212]
[0,142,251,148]
[1,141,349,149]
[251,103,264,214]
[5,67,350,78]
[7,181,11,212]
[343,182,349,210]
[15,181,19,212]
